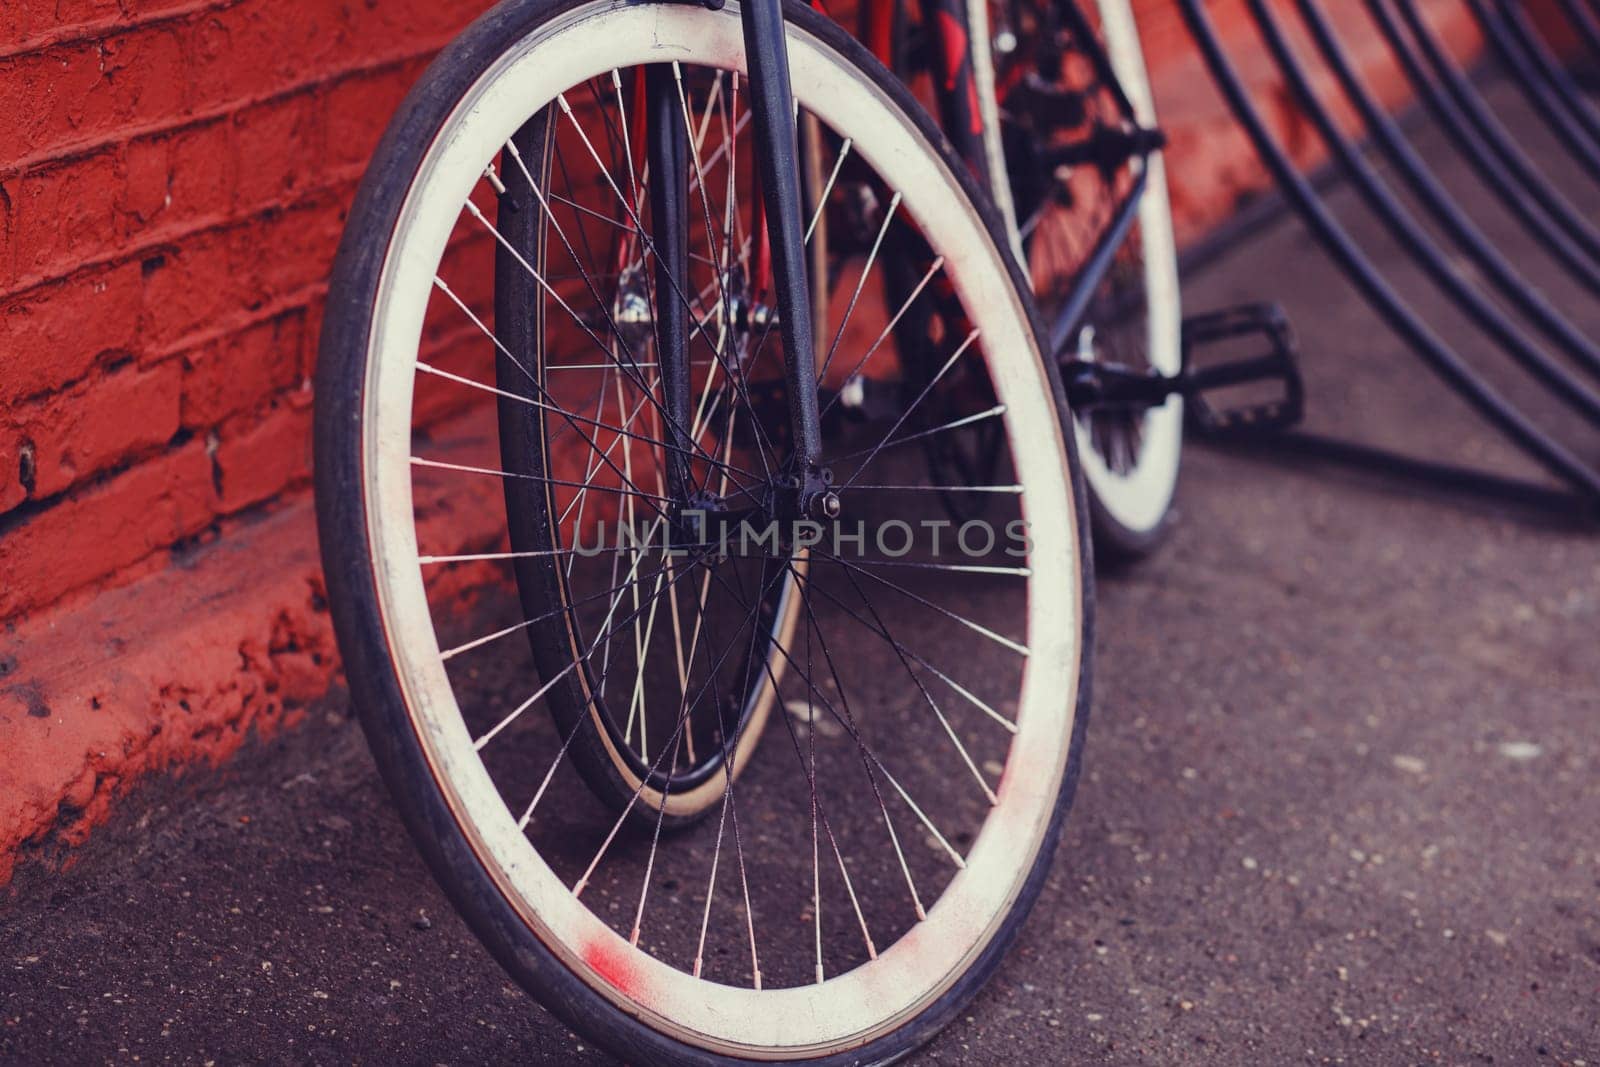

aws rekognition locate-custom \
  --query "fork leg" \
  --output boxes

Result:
[741,0,828,511]
[646,63,695,507]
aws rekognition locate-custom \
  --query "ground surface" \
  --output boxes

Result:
[5,79,1600,1066]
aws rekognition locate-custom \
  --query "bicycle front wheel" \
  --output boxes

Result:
[314,0,1092,1062]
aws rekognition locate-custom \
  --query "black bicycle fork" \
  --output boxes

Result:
[647,0,836,526]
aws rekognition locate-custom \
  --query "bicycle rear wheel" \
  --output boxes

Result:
[902,0,1190,563]
[978,0,1183,557]
[315,0,1092,1062]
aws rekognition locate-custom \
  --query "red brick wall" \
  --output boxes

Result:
[0,0,1490,629]
[0,0,476,625]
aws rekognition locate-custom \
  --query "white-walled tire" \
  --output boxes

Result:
[313,0,1095,1062]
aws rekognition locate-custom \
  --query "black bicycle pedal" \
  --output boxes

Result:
[1180,302,1304,439]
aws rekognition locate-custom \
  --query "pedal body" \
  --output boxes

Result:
[1181,302,1303,438]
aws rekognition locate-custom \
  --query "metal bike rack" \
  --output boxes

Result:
[1168,0,1600,520]
[1557,0,1600,64]
[1466,0,1600,182]
[1377,0,1600,282]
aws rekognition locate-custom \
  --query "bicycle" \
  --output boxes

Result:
[313,0,1202,1061]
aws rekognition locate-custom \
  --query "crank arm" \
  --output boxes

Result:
[1063,302,1305,439]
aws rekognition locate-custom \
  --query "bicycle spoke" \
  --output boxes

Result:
[570,561,789,903]
[787,562,928,919]
[792,566,1017,733]
[810,545,1029,657]
[437,544,675,661]
[339,13,1086,1032]
[497,143,753,485]
[817,255,946,421]
[838,326,981,489]
[472,543,699,748]
[425,272,751,525]
[818,191,901,383]
[701,559,969,875]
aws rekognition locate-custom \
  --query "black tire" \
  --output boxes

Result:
[313,0,1095,1062]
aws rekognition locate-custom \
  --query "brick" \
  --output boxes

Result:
[0,27,188,165]
[321,64,422,171]
[247,193,348,303]
[116,117,238,238]
[2,150,121,292]
[0,118,236,295]
[180,309,305,428]
[213,399,311,513]
[6,0,123,39]
[121,135,172,224]
[102,26,190,127]
[139,227,257,350]
[164,117,237,219]
[182,3,343,114]
[0,51,101,159]
[0,262,144,406]
[0,3,45,42]
[232,93,321,211]
[0,358,182,512]
[0,439,216,620]
[318,2,468,71]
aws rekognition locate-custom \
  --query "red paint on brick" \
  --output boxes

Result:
[213,398,313,513]
[1,263,144,406]
[0,413,515,886]
[232,94,320,209]
[0,357,182,511]
[5,152,121,291]
[0,501,331,887]
[0,439,216,619]
[181,310,305,429]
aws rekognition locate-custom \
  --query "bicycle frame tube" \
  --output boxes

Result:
[740,0,827,505]
[1047,165,1147,358]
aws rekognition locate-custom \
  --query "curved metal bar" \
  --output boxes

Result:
[1362,0,1600,293]
[1495,0,1600,148]
[1461,0,1600,182]
[1246,0,1600,423]
[1554,0,1600,65]
[1208,430,1592,520]
[1295,0,1600,380]
[1172,0,1600,502]
[1388,0,1600,262]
